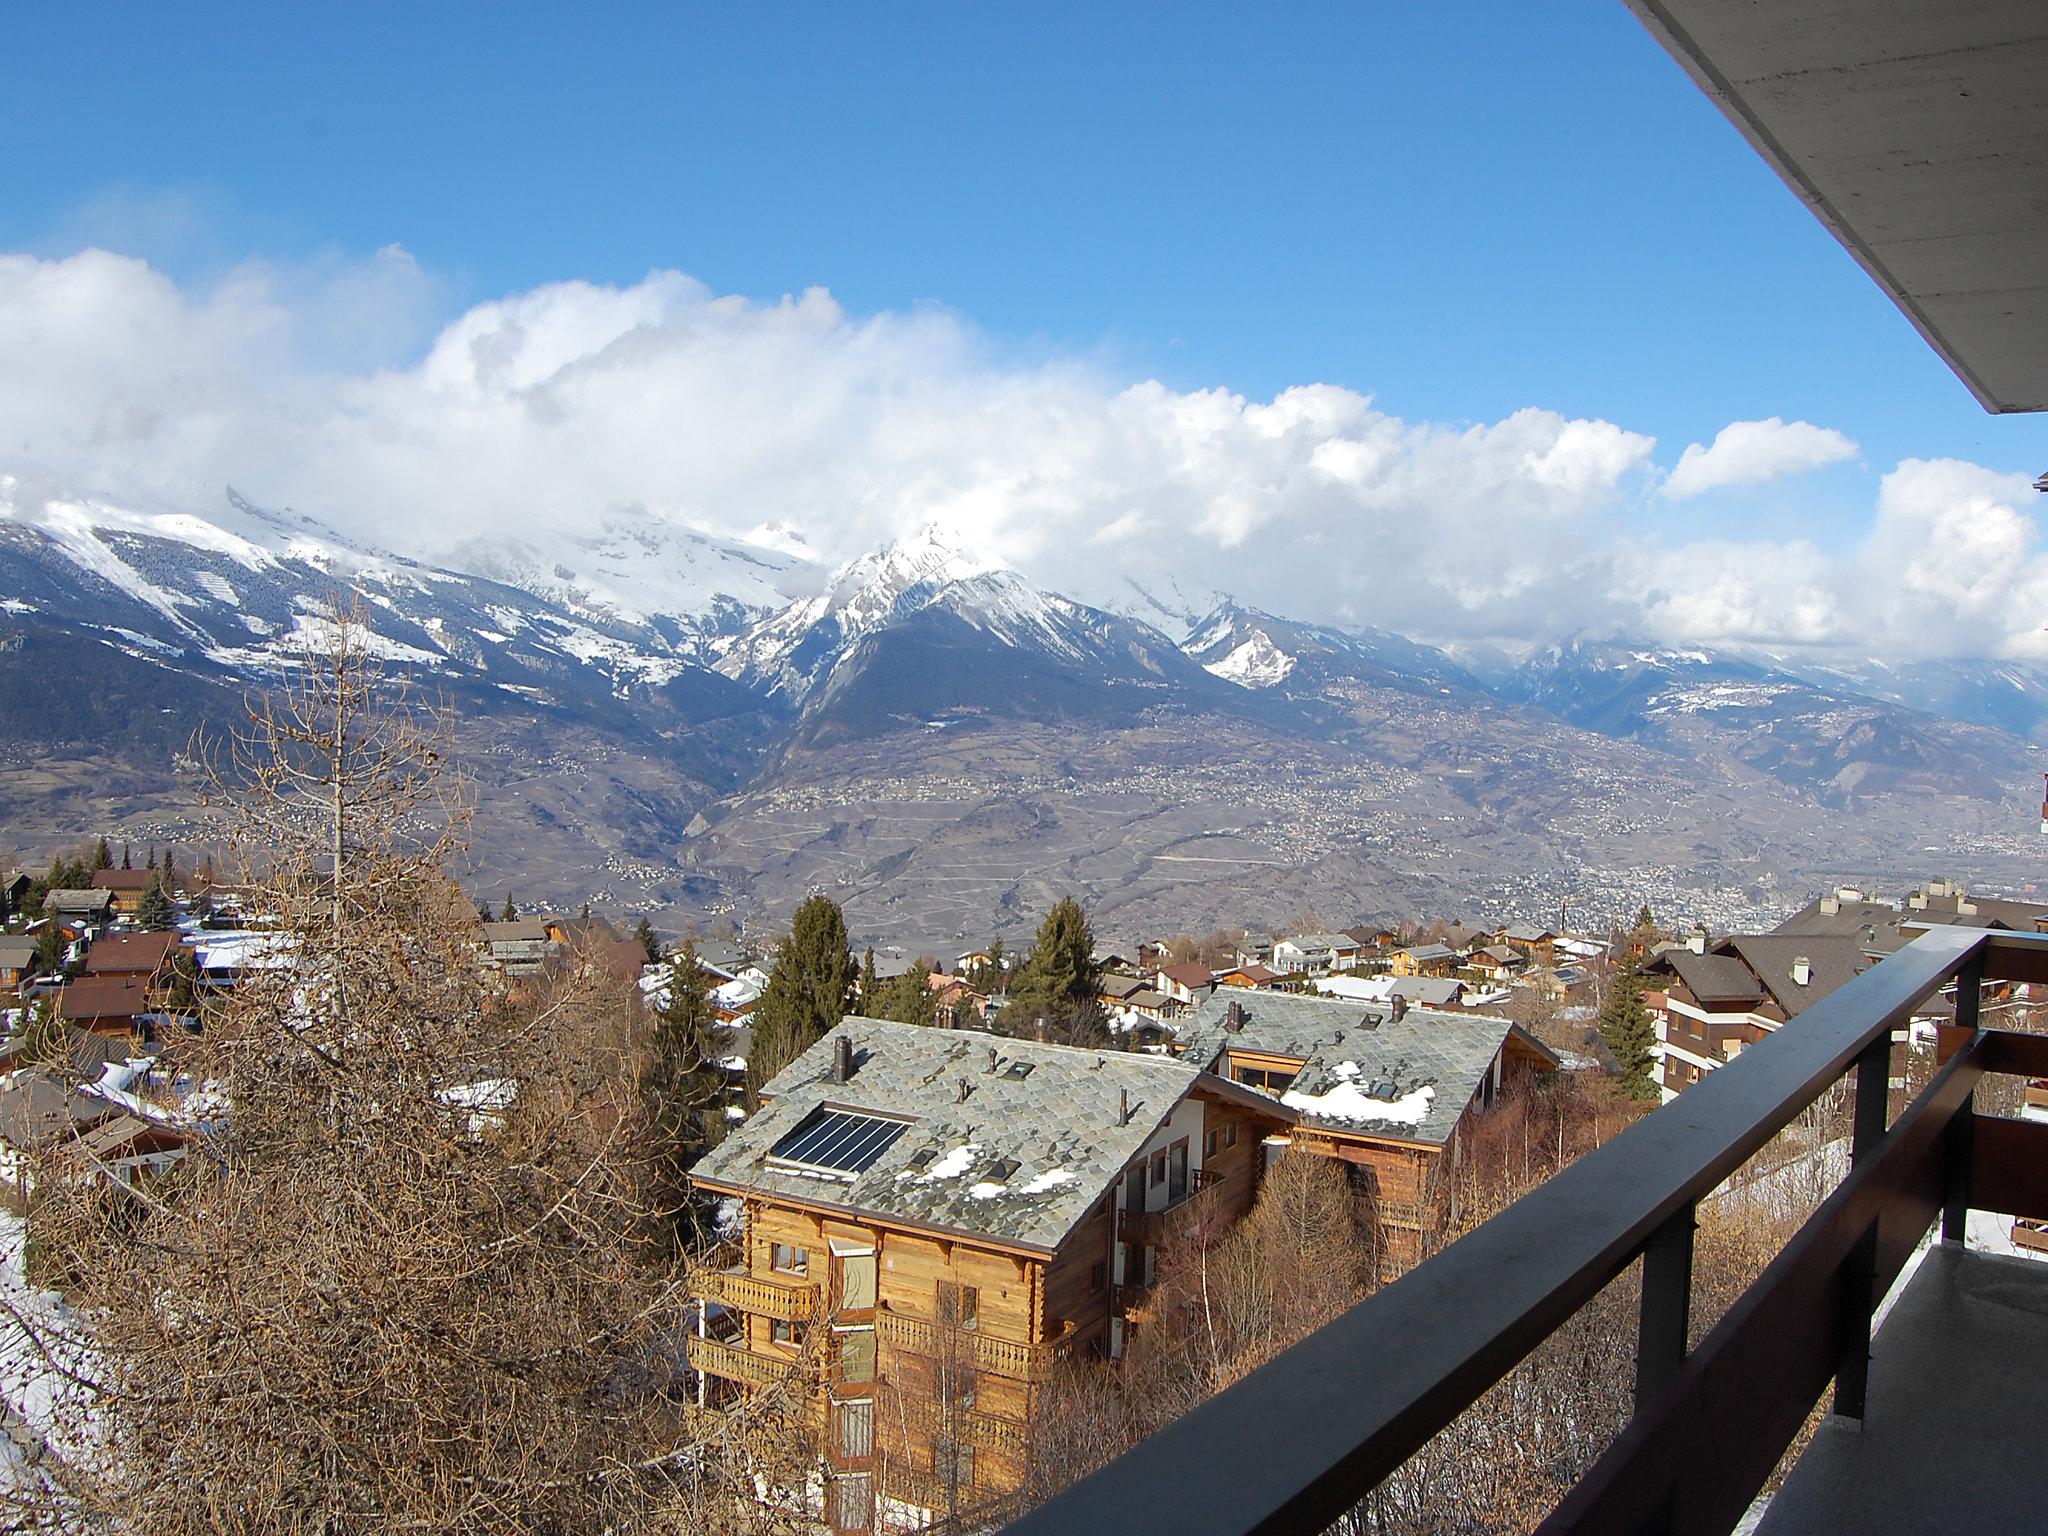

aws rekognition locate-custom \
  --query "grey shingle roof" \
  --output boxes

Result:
[1179,991,1543,1149]
[1284,932,1359,952]
[1721,935,1865,1015]
[691,1018,1232,1254]
[1657,949,1768,1005]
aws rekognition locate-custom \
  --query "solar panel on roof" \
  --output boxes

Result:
[767,1108,911,1179]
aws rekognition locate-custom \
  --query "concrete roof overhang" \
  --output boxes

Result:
[1625,1,2048,413]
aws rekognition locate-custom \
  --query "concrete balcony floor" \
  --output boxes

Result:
[1756,1244,2048,1534]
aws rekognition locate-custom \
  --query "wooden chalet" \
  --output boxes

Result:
[1155,961,1216,1008]
[56,974,155,1044]
[687,1019,1295,1530]
[1465,944,1525,981]
[90,867,159,918]
[1179,991,1558,1273]
[43,888,113,926]
[0,936,37,993]
[1388,942,1460,978]
[1498,923,1560,966]
[1213,962,1280,990]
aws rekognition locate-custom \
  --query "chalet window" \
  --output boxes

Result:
[1090,1260,1107,1294]
[1123,1164,1144,1211]
[1150,1150,1167,1187]
[833,1398,874,1460]
[770,1317,807,1347]
[1205,1129,1220,1157]
[1226,1123,1238,1148]
[1168,1140,1188,1203]
[933,1436,975,1488]
[837,1326,877,1382]
[771,1243,809,1276]
[937,1280,979,1332]
[828,1472,873,1532]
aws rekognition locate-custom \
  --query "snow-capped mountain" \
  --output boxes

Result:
[711,528,1250,743]
[1180,599,1480,699]
[433,505,804,643]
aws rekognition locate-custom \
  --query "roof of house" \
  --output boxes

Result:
[1099,974,1148,1001]
[1283,932,1361,953]
[1179,991,1554,1149]
[1476,945,1522,965]
[1654,949,1769,1006]
[82,931,178,975]
[1387,976,1467,1008]
[1159,962,1216,990]
[1720,935,1865,1016]
[691,1017,1287,1254]
[90,869,157,893]
[0,1069,121,1150]
[57,974,151,1021]
[1503,923,1558,943]
[1346,925,1395,945]
[43,889,112,914]
[1219,963,1280,984]
[0,937,38,968]
[1398,943,1459,962]
[483,919,550,944]
[872,956,919,981]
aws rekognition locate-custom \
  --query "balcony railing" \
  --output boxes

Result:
[1119,1166,1225,1248]
[877,1308,1072,1381]
[686,1334,812,1390]
[689,1264,821,1322]
[1001,926,2048,1536]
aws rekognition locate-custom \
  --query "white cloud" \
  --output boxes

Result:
[0,247,2039,660]
[1664,417,1857,499]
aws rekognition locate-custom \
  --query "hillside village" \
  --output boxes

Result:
[6,815,2040,1532]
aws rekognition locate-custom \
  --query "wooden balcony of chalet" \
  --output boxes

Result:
[685,1334,812,1390]
[688,1261,821,1322]
[1118,1166,1224,1249]
[876,1305,1073,1382]
[1001,926,2048,1536]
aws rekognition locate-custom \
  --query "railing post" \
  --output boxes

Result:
[1634,1203,1695,1410]
[1943,951,1984,1245]
[1832,1033,1892,1420]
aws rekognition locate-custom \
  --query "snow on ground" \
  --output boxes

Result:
[0,1212,96,1498]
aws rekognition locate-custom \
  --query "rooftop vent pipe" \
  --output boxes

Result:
[832,1034,854,1084]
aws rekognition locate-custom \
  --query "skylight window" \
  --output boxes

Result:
[767,1108,912,1180]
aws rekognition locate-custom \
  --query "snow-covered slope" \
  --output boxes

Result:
[1180,599,1477,698]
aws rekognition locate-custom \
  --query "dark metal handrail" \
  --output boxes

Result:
[1001,927,2048,1536]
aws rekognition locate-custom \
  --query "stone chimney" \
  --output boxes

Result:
[1688,926,1708,955]
[832,1033,854,1084]
[1819,895,1840,917]
[1223,998,1246,1034]
[1791,956,1812,987]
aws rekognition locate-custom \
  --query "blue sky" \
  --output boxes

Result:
[2,4,2042,653]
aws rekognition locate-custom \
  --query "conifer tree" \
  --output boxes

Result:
[1634,903,1654,931]
[1598,964,1658,1098]
[146,846,157,870]
[642,939,731,1248]
[93,837,113,871]
[859,945,880,1015]
[121,841,132,870]
[32,921,69,977]
[869,968,937,1028]
[137,882,176,932]
[1009,897,1103,1035]
[633,914,660,963]
[500,894,516,921]
[746,895,854,1096]
[161,847,177,889]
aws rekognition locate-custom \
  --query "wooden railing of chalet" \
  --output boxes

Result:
[688,1264,821,1322]
[685,1334,811,1390]
[877,1307,1073,1381]
[878,1460,1029,1528]
[1001,926,2048,1536]
[1119,1166,1225,1248]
